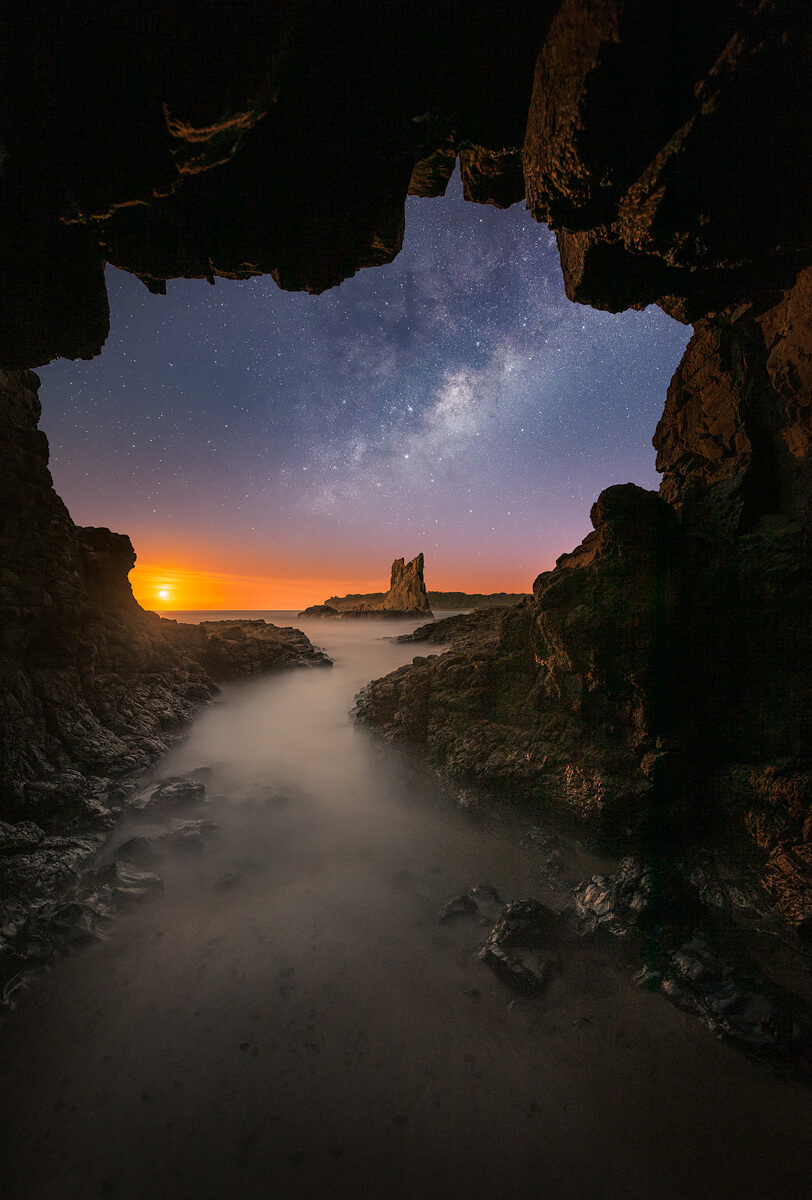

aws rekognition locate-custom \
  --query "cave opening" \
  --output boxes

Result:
[36,167,691,613]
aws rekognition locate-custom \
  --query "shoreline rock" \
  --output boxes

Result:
[0,370,332,959]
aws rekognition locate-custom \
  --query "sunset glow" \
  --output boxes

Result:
[130,563,395,612]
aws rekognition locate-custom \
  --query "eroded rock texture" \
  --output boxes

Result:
[381,554,431,613]
[525,0,812,322]
[356,484,686,834]
[0,370,328,834]
[321,554,432,616]
[1,2,552,368]
[5,2,809,369]
[357,266,812,928]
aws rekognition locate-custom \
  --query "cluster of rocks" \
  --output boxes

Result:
[441,856,812,1075]
[356,418,811,931]
[0,772,216,1008]
[573,857,812,1070]
[162,618,331,679]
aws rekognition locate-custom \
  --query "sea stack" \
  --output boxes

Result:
[381,554,431,613]
[321,554,433,617]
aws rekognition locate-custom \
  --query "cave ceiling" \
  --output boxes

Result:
[1,0,810,370]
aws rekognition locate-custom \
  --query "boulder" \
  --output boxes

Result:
[296,605,339,618]
[478,899,559,991]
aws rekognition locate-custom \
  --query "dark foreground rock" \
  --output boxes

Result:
[442,853,812,1074]
[2,5,810,368]
[0,369,331,959]
[479,899,560,992]
[0,774,221,1009]
[356,276,812,923]
[572,857,812,1075]
[164,618,332,679]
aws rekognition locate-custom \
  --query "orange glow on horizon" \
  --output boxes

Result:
[130,563,395,611]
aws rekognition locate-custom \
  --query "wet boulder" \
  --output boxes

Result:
[639,934,812,1070]
[574,857,703,938]
[133,776,206,810]
[110,817,217,864]
[93,860,163,902]
[113,835,162,865]
[479,898,558,991]
[438,884,502,924]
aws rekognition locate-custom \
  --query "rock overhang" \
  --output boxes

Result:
[1,2,809,370]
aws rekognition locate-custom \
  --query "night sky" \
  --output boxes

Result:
[38,170,690,610]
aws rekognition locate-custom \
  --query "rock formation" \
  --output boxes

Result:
[0,369,330,934]
[0,4,811,939]
[381,554,431,613]
[1,3,809,370]
[320,554,432,617]
[0,368,329,828]
[356,271,812,925]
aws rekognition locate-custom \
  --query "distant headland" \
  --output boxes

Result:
[298,553,529,618]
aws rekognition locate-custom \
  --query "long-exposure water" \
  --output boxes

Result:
[0,614,810,1199]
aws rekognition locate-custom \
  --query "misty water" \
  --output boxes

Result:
[1,615,811,1200]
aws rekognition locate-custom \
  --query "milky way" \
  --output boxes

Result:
[38,170,690,601]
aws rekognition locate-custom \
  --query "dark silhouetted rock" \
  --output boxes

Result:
[478,899,559,991]
[297,605,339,618]
[572,857,812,1072]
[355,484,684,831]
[438,884,501,923]
[0,369,333,958]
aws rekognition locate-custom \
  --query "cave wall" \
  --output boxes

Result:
[0,372,327,828]
[0,370,220,824]
[356,264,812,924]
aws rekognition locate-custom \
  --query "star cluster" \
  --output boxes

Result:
[38,170,690,603]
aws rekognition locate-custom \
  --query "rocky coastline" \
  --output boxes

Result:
[0,369,331,995]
